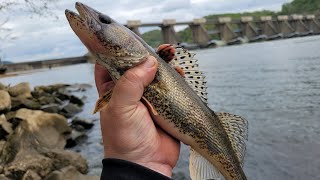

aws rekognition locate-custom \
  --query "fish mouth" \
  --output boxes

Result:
[65,2,114,29]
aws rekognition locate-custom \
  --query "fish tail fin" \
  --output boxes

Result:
[93,88,113,114]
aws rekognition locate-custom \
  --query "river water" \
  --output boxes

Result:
[1,35,320,180]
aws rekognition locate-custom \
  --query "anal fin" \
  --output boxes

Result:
[189,148,222,180]
[93,88,113,114]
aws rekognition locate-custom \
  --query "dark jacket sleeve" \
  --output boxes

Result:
[101,158,172,180]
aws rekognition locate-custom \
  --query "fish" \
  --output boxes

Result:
[65,2,248,180]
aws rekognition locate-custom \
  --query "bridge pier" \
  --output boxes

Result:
[240,16,265,42]
[304,15,320,34]
[161,19,179,44]
[127,20,142,36]
[290,15,311,36]
[277,15,297,38]
[189,18,210,46]
[217,17,239,44]
[258,16,282,40]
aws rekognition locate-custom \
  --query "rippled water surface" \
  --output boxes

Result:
[2,35,320,180]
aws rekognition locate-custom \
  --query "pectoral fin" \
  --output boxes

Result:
[141,96,159,116]
[93,88,113,114]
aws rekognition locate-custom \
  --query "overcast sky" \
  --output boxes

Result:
[0,0,292,63]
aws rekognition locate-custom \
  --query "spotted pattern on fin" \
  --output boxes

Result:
[157,44,176,63]
[217,112,248,166]
[156,44,208,104]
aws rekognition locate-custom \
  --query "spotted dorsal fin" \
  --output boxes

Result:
[157,44,208,103]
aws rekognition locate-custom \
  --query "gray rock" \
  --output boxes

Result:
[4,112,22,130]
[22,170,41,180]
[70,95,84,106]
[38,96,57,105]
[41,104,60,114]
[71,117,94,130]
[72,124,85,131]
[66,83,92,92]
[0,83,6,91]
[0,91,11,113]
[65,130,88,148]
[34,84,69,94]
[56,89,71,101]
[0,115,13,140]
[11,97,41,110]
[8,82,32,98]
[60,103,82,118]
[0,109,88,179]
[45,166,99,180]
[0,174,9,180]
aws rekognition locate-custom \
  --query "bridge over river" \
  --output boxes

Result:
[2,14,320,73]
[126,14,320,46]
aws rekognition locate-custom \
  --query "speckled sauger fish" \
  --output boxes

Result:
[66,2,248,180]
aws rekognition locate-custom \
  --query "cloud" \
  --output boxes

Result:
[0,0,292,63]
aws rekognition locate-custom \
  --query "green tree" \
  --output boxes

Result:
[280,0,320,14]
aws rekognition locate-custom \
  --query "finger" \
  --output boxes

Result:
[111,56,158,107]
[95,64,113,96]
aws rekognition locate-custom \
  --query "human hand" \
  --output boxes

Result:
[95,56,181,177]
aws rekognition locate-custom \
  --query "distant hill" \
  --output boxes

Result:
[142,29,163,48]
[281,0,320,15]
[141,0,320,46]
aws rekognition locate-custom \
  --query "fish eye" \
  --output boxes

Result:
[99,14,112,24]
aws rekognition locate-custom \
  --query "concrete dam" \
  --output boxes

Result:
[3,14,320,73]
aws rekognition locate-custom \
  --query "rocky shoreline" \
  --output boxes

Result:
[0,82,99,180]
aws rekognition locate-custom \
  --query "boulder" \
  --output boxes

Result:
[0,140,6,153]
[0,91,11,113]
[0,174,9,180]
[71,117,94,130]
[44,166,99,180]
[38,96,57,105]
[56,89,72,101]
[11,97,41,111]
[34,84,69,95]
[0,115,13,140]
[22,170,41,180]
[41,104,60,114]
[8,82,32,98]
[60,103,82,118]
[4,112,22,130]
[69,95,84,106]
[0,109,88,179]
[72,124,85,132]
[65,130,88,148]
[0,83,6,91]
[65,83,92,92]
[31,89,50,99]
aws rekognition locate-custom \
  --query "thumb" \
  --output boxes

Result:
[110,56,158,108]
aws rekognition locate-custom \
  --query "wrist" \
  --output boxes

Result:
[105,151,173,177]
[136,161,173,177]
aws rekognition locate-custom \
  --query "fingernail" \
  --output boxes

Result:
[143,57,155,68]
